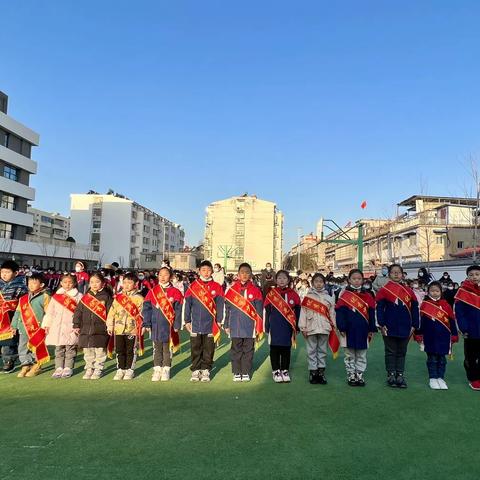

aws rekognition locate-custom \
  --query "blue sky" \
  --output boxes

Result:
[3,1,480,249]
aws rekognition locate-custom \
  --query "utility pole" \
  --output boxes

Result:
[297,228,302,271]
[474,173,480,264]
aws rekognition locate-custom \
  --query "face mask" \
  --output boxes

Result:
[412,284,419,289]
[138,275,144,280]
[364,285,371,290]
[418,272,424,277]
[75,266,82,273]
[430,295,441,301]
[443,275,448,278]
[381,268,388,276]
[448,286,454,290]
[214,268,220,272]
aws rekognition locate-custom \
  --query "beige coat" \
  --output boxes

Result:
[298,288,336,335]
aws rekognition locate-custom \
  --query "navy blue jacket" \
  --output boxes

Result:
[418,297,458,355]
[454,281,480,339]
[265,287,301,347]
[224,281,263,338]
[183,279,224,335]
[335,288,377,350]
[142,284,183,343]
[376,282,420,338]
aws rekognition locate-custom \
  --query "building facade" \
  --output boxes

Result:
[0,91,38,241]
[27,207,70,241]
[70,192,185,268]
[204,194,283,272]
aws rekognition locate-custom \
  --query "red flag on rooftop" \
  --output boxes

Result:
[360,200,367,209]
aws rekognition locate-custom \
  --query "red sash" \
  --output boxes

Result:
[19,295,50,366]
[52,293,78,314]
[420,300,451,333]
[149,285,180,353]
[301,296,340,358]
[225,287,264,339]
[115,293,145,356]
[337,290,370,324]
[381,281,412,311]
[81,293,114,357]
[0,293,18,341]
[188,281,221,343]
[265,288,296,345]
[455,287,480,310]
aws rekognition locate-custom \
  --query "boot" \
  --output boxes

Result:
[309,370,318,384]
[317,368,327,385]
[356,372,366,387]
[17,365,31,378]
[387,371,397,387]
[161,366,170,381]
[25,363,41,377]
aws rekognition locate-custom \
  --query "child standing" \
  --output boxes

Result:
[107,272,144,381]
[142,267,183,382]
[74,261,90,294]
[42,273,83,378]
[11,273,50,377]
[0,260,28,373]
[454,265,480,390]
[376,264,419,388]
[299,273,337,385]
[73,272,113,380]
[224,263,264,382]
[336,269,377,387]
[415,282,458,390]
[183,261,224,382]
[264,270,301,383]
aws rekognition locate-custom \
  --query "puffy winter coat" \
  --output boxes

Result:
[11,289,50,336]
[42,288,82,346]
[106,289,144,336]
[298,288,336,335]
[72,288,113,348]
[455,281,480,339]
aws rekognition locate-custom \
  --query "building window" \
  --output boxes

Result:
[0,222,13,238]
[0,193,15,210]
[92,208,102,217]
[41,215,53,224]
[92,220,101,229]
[408,235,416,246]
[436,235,444,245]
[3,165,18,181]
[457,241,464,249]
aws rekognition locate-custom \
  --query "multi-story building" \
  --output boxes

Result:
[0,91,38,241]
[70,192,185,268]
[204,194,283,272]
[314,195,478,275]
[27,207,70,241]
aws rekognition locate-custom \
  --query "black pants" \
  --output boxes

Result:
[270,345,291,371]
[115,335,136,370]
[153,341,171,367]
[383,336,409,374]
[230,338,255,375]
[464,338,480,382]
[190,334,215,371]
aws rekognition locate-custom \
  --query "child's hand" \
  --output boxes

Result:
[107,330,113,336]
[302,331,308,339]
[339,331,346,337]
[413,334,423,344]
[10,328,17,335]
[44,327,50,334]
[380,326,388,336]
[368,332,374,341]
[73,328,80,335]
[451,335,459,344]
[184,323,192,333]
[141,327,150,335]
[224,328,230,336]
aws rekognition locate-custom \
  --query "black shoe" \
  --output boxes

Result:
[309,370,318,384]
[2,360,14,373]
[356,374,366,387]
[396,373,407,389]
[347,374,357,386]
[387,372,397,387]
[317,369,327,385]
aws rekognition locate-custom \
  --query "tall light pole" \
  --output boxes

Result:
[297,227,302,271]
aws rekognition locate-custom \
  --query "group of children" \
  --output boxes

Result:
[1,258,479,391]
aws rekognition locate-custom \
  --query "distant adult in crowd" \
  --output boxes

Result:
[439,271,452,286]
[260,262,275,288]
[74,261,90,294]
[417,267,433,283]
[212,263,225,287]
[372,265,389,293]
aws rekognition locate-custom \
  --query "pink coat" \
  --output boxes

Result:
[42,288,83,346]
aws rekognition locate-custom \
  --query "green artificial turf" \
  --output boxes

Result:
[1,335,478,480]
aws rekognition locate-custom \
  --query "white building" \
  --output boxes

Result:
[70,192,185,268]
[0,91,37,240]
[28,206,70,241]
[204,194,283,272]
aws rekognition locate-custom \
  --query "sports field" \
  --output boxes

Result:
[1,335,478,480]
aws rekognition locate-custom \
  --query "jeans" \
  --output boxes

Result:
[344,348,367,375]
[18,334,34,366]
[426,353,447,379]
[54,345,77,369]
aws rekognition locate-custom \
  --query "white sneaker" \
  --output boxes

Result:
[437,378,448,390]
[200,369,210,382]
[123,369,135,380]
[190,370,201,382]
[113,369,125,381]
[152,366,162,382]
[61,367,73,378]
[233,374,242,382]
[281,370,291,383]
[52,367,63,379]
[82,368,94,380]
[90,369,102,380]
[241,374,251,382]
[429,378,440,389]
[273,370,283,383]
[161,366,171,381]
